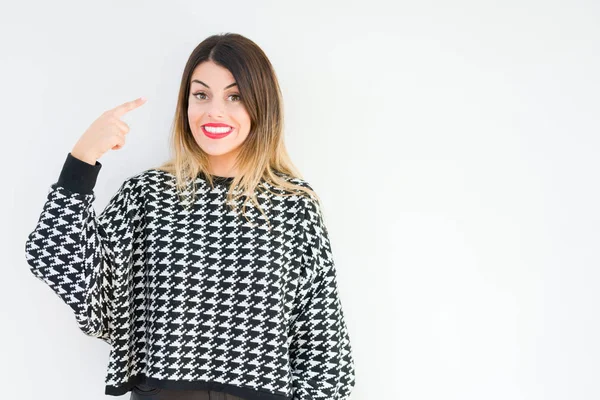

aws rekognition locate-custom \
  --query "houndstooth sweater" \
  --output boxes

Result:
[24,153,355,400]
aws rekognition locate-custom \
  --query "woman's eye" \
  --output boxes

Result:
[191,92,241,102]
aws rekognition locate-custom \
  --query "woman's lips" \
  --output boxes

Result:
[202,125,234,139]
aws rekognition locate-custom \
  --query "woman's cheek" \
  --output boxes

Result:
[187,106,201,125]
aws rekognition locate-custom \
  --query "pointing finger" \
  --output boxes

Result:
[113,97,147,118]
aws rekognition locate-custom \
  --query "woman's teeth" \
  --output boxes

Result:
[204,126,232,133]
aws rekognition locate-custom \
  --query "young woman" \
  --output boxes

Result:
[25,33,355,400]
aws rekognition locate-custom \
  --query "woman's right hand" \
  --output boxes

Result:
[71,97,147,165]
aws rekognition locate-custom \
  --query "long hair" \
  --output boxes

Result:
[154,33,320,228]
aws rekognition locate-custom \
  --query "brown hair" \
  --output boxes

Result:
[154,33,320,228]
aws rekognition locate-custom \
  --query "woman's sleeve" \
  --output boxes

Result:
[24,153,142,346]
[288,195,356,400]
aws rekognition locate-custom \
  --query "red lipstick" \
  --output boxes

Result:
[201,123,234,139]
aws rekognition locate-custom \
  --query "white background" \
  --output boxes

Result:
[1,1,599,399]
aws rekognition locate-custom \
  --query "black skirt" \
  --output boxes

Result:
[130,383,246,400]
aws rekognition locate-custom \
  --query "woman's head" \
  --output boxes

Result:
[172,32,285,179]
[157,32,318,224]
[187,60,251,174]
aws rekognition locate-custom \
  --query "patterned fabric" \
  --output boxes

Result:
[24,153,355,400]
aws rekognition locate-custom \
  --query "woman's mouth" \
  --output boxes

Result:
[202,125,234,139]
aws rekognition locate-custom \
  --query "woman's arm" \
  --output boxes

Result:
[289,195,356,399]
[24,152,143,346]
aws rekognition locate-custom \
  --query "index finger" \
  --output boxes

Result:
[112,97,147,118]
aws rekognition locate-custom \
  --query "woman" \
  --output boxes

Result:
[24,33,355,400]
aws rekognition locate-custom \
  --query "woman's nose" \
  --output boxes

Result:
[208,102,226,118]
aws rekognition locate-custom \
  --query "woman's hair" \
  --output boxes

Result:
[154,32,320,228]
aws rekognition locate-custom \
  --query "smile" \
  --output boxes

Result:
[202,125,234,139]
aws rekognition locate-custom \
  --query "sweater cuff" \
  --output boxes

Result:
[56,152,102,195]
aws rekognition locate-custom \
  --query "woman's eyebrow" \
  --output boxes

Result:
[191,80,238,90]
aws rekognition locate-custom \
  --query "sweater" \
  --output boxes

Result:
[24,153,356,400]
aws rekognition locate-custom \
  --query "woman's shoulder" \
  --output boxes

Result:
[127,167,184,184]
[114,168,169,198]
[272,173,323,214]
[266,173,322,206]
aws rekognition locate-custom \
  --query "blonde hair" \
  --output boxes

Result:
[154,33,320,229]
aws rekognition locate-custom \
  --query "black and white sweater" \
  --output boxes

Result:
[24,153,356,400]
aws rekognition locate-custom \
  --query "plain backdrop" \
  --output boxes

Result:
[1,1,599,399]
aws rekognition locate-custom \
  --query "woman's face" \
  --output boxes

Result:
[187,61,251,172]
